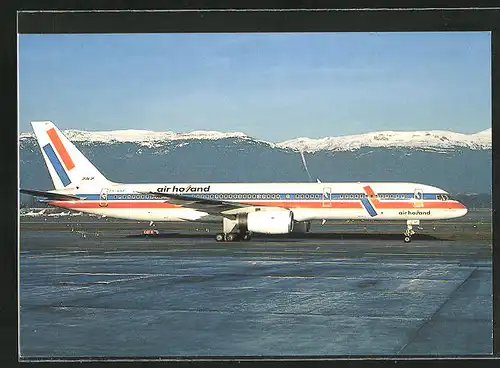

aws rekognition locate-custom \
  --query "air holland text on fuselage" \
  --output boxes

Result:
[157,185,211,193]
[399,210,431,216]
[20,121,468,243]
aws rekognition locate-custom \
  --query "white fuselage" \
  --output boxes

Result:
[46,181,468,223]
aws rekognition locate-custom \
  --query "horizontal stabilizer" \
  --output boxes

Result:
[20,189,84,201]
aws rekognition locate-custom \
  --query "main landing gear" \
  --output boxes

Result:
[215,216,253,242]
[403,220,419,243]
[215,232,252,242]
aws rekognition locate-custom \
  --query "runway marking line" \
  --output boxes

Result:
[53,272,162,276]
[266,276,318,279]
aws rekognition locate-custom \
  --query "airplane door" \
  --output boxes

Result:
[322,187,332,207]
[99,188,109,207]
[413,188,424,208]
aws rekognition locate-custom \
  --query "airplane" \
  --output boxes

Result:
[20,121,468,243]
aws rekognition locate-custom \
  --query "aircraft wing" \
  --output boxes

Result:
[20,189,84,201]
[145,191,271,216]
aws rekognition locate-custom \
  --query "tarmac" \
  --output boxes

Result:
[19,214,493,358]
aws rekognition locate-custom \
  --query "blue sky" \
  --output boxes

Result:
[19,32,491,141]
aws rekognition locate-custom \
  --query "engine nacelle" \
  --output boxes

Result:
[245,211,294,234]
[292,220,311,233]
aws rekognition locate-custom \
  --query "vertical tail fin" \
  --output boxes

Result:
[31,121,111,190]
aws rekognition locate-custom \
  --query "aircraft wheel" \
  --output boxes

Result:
[226,233,238,242]
[215,233,225,242]
[404,236,412,243]
[242,233,252,241]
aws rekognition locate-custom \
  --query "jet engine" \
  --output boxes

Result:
[238,210,294,234]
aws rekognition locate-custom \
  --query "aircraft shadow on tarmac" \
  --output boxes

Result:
[125,232,446,241]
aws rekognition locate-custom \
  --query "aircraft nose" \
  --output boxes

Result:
[458,202,468,217]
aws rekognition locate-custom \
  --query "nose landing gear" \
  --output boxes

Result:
[403,220,419,243]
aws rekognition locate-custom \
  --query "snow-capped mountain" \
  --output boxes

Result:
[19,129,250,148]
[276,129,492,152]
[19,128,491,152]
[19,126,492,195]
